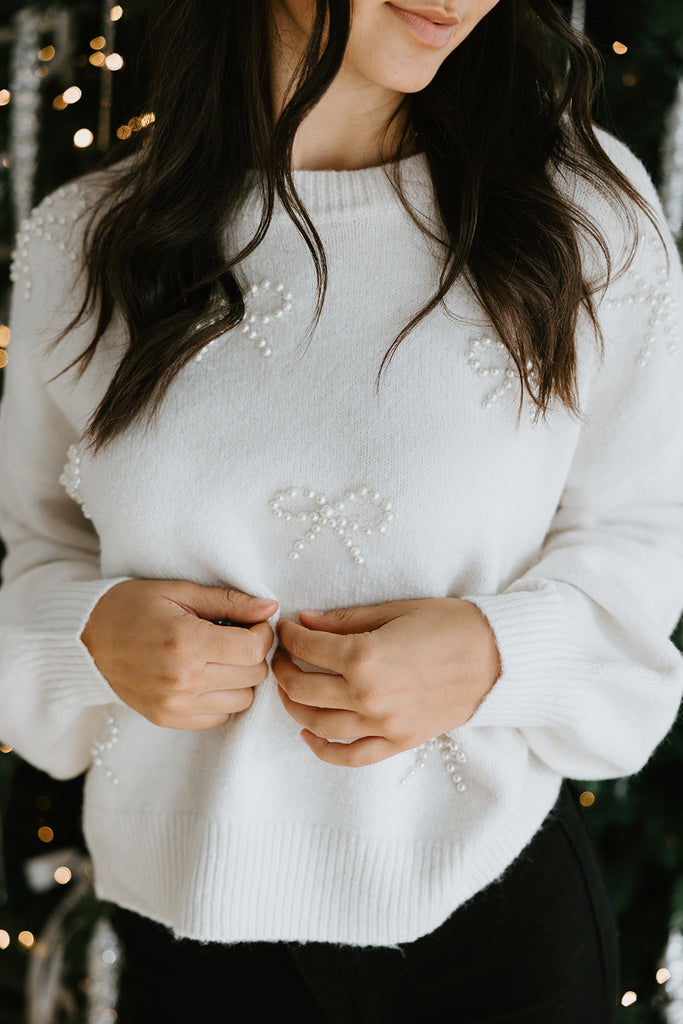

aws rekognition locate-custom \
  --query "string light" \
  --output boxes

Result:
[657,967,671,984]
[63,86,82,104]
[74,128,94,148]
[0,931,9,950]
[52,95,68,111]
[621,991,638,1007]
[89,53,106,68]
[613,41,629,55]
[37,826,54,843]
[580,791,595,807]
[116,125,131,139]
[38,46,55,62]
[0,741,12,753]
[18,931,35,949]
[90,36,106,50]
[622,73,637,87]
[0,89,10,105]
[105,54,124,71]
[54,866,72,885]
[110,5,124,20]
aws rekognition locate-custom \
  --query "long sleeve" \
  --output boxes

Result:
[464,138,683,780]
[0,185,128,780]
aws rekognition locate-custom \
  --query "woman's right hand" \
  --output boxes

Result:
[80,580,278,729]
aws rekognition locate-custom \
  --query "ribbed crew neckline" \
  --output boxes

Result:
[242,150,431,220]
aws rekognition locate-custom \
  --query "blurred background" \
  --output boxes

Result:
[0,0,682,1021]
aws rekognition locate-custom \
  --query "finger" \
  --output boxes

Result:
[148,712,235,731]
[192,687,256,715]
[170,582,278,625]
[277,686,368,738]
[298,601,419,634]
[194,619,275,666]
[271,648,353,710]
[198,661,269,693]
[300,731,399,767]
[276,618,355,675]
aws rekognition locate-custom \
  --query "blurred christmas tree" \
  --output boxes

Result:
[0,1,681,1022]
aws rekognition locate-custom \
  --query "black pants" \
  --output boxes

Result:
[112,780,619,1023]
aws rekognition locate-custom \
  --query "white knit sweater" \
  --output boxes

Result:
[1,131,683,946]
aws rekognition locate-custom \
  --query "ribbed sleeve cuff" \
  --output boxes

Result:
[28,577,132,710]
[462,586,588,730]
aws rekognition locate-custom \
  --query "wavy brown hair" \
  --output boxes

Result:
[55,0,659,450]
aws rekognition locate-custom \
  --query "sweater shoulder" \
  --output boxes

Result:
[8,155,139,373]
[10,152,139,292]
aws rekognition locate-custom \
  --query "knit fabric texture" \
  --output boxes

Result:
[1,130,682,945]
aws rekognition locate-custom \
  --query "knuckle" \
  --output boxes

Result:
[225,587,246,607]
[233,688,254,712]
[241,632,264,665]
[157,690,186,714]
[285,682,306,704]
[346,749,371,769]
[334,606,358,627]
[256,662,270,685]
[146,708,177,729]
[345,637,378,680]
[376,711,400,738]
[355,681,386,716]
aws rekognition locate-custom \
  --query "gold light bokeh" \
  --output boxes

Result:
[74,128,94,148]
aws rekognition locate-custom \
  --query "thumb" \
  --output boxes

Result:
[298,601,407,634]
[172,582,278,624]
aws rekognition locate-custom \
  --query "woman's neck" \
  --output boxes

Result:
[268,10,411,171]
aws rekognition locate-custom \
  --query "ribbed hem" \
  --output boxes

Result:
[87,770,561,947]
[462,587,587,730]
[28,577,131,709]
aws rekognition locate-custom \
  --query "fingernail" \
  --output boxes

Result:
[250,597,276,607]
[300,609,323,617]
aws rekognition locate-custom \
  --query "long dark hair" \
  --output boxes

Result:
[55,0,657,450]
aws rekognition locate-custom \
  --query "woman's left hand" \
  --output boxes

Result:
[272,598,502,767]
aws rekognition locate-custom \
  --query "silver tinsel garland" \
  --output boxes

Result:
[571,0,586,33]
[8,8,41,229]
[661,78,683,241]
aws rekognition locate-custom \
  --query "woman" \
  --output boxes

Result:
[1,0,682,1020]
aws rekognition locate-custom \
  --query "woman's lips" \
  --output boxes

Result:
[386,3,458,48]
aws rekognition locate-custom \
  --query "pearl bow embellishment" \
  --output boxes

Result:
[268,486,395,566]
[194,279,293,362]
